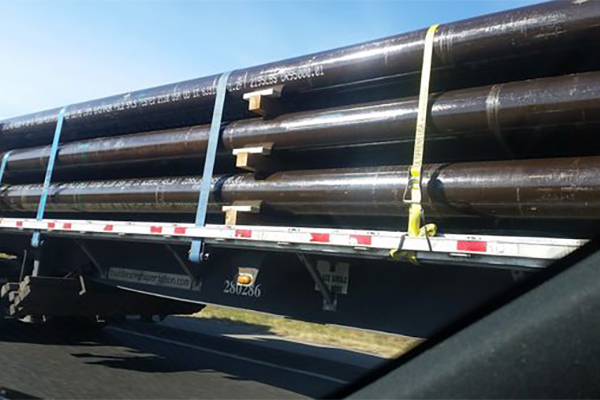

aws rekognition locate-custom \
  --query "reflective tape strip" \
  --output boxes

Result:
[310,233,330,243]
[235,229,252,238]
[351,235,372,246]
[457,240,487,252]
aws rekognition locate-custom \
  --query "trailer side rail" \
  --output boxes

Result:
[0,217,585,269]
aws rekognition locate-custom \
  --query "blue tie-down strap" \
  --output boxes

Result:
[189,71,232,263]
[32,106,68,248]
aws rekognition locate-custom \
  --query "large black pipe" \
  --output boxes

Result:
[2,1,600,148]
[4,71,600,176]
[2,156,599,220]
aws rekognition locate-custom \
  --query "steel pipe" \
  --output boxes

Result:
[2,1,600,148]
[2,156,599,220]
[4,71,600,176]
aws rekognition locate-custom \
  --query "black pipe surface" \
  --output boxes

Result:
[2,156,599,220]
[2,1,600,148]
[4,71,600,176]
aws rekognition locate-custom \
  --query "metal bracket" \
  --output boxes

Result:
[189,71,232,264]
[297,253,336,311]
[164,244,200,287]
[32,106,68,248]
[74,240,106,278]
[78,274,87,296]
[18,249,29,282]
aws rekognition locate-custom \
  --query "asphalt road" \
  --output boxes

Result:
[0,319,376,399]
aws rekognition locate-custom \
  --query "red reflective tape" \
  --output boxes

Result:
[63,223,72,229]
[351,235,372,245]
[174,227,187,235]
[104,224,114,232]
[235,229,252,238]
[150,226,162,234]
[310,233,330,243]
[47,222,56,229]
[457,240,487,252]
[16,221,23,227]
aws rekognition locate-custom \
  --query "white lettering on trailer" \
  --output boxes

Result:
[222,281,262,298]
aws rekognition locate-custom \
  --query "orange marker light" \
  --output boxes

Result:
[237,274,253,286]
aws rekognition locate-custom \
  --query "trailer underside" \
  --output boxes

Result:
[0,218,579,337]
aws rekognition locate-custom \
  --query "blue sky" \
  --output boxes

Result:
[0,0,541,119]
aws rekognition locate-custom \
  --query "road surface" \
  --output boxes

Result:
[0,319,380,399]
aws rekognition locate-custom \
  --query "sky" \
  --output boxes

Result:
[0,0,542,120]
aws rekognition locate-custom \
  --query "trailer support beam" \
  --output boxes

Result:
[298,253,336,311]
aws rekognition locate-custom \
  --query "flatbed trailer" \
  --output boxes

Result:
[1,1,598,338]
[0,215,586,337]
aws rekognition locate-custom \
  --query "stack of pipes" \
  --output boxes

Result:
[1,0,600,233]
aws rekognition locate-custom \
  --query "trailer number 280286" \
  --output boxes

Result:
[223,280,262,298]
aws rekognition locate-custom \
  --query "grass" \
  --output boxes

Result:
[192,305,422,358]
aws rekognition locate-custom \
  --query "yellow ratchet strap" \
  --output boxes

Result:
[391,24,439,263]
